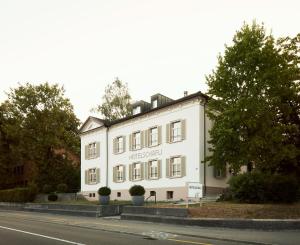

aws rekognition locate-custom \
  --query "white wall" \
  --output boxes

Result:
[80,127,107,192]
[108,99,201,191]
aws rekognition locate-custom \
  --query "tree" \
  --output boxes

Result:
[94,78,132,121]
[1,82,80,190]
[205,22,300,175]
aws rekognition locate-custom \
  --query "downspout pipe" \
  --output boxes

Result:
[203,101,207,196]
[106,127,109,187]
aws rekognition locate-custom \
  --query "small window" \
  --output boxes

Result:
[116,165,124,182]
[171,121,181,142]
[89,193,92,197]
[150,191,156,196]
[170,157,181,177]
[152,99,158,108]
[117,192,121,197]
[88,168,97,184]
[149,160,158,179]
[133,163,142,181]
[167,191,173,200]
[150,127,158,146]
[117,136,124,153]
[92,193,95,197]
[88,142,97,158]
[133,106,141,115]
[133,131,141,150]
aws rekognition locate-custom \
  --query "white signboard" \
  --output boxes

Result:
[187,182,203,198]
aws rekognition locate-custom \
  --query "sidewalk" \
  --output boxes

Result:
[0,210,299,245]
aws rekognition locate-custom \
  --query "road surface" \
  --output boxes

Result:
[0,210,299,245]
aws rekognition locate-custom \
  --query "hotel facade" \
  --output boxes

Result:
[79,92,229,201]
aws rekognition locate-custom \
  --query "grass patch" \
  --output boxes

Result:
[188,202,300,219]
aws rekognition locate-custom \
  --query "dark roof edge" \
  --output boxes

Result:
[106,91,208,126]
[78,116,105,132]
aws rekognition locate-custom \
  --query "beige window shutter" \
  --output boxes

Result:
[96,168,100,183]
[181,156,186,177]
[122,165,126,181]
[158,160,162,179]
[144,129,149,148]
[140,162,144,180]
[141,131,145,148]
[166,158,170,178]
[122,136,126,153]
[166,123,170,143]
[129,134,133,151]
[158,126,162,145]
[85,170,89,184]
[113,166,116,183]
[96,142,100,158]
[144,162,149,180]
[129,164,133,181]
[113,138,117,154]
[85,145,89,160]
[181,119,186,140]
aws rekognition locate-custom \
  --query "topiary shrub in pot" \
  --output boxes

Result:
[48,192,58,202]
[129,185,145,206]
[98,186,111,205]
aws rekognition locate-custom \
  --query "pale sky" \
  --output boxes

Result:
[0,0,299,122]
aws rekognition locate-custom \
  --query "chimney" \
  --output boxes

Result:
[184,91,188,97]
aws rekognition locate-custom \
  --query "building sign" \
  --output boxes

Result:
[129,149,162,160]
[187,182,203,198]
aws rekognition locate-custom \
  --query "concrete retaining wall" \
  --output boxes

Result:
[35,193,77,203]
[0,202,123,217]
[122,206,188,217]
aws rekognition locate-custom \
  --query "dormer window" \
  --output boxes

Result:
[152,99,158,108]
[133,106,141,115]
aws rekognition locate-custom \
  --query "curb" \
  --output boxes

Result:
[121,214,300,230]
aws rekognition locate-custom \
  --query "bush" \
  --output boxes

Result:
[265,175,298,203]
[129,185,145,196]
[56,183,68,193]
[229,172,299,203]
[217,187,233,202]
[98,186,111,196]
[229,171,266,203]
[42,184,53,194]
[0,187,37,203]
[48,193,58,201]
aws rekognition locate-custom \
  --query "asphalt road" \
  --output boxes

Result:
[0,211,299,245]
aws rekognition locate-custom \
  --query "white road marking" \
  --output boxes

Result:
[0,225,86,245]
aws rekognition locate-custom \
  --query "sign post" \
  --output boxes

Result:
[187,182,203,208]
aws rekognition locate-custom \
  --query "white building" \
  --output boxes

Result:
[79,91,229,201]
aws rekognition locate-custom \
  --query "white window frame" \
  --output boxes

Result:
[152,99,158,108]
[171,121,181,142]
[116,136,124,153]
[133,163,142,181]
[149,127,158,146]
[133,131,141,150]
[88,168,97,184]
[116,165,124,182]
[88,142,97,158]
[133,106,141,115]
[170,157,181,177]
[149,160,158,179]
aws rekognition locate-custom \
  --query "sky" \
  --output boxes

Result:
[0,0,299,122]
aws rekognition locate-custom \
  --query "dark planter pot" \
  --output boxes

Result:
[99,195,110,205]
[131,195,144,206]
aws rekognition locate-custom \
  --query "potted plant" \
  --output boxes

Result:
[98,186,111,205]
[129,185,145,206]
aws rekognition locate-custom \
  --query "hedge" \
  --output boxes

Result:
[228,172,299,203]
[0,187,37,203]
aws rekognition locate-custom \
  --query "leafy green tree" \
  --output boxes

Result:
[206,22,300,175]
[94,78,132,121]
[2,82,80,190]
